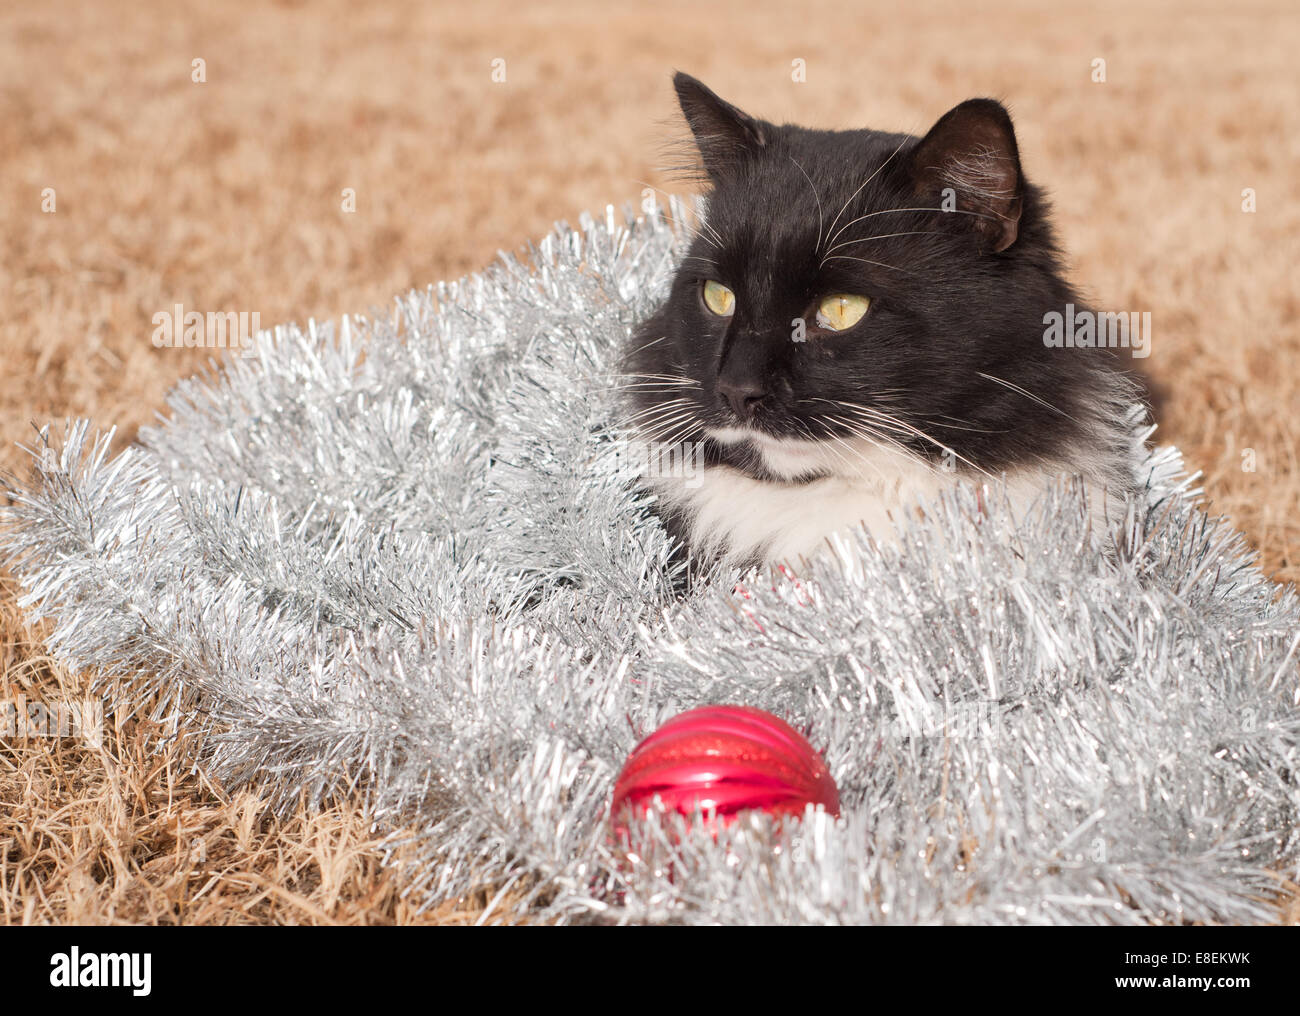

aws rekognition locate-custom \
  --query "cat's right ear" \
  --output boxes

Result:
[673,72,767,179]
[908,98,1024,252]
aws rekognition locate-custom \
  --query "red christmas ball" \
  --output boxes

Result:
[611,705,840,826]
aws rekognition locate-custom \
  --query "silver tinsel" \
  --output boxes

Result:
[4,199,1299,924]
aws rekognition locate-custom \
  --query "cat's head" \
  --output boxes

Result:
[628,73,1122,485]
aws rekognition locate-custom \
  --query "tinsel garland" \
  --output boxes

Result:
[4,200,1299,924]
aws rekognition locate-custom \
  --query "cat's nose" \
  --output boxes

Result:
[718,379,768,420]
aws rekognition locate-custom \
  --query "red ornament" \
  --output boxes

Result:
[611,705,840,827]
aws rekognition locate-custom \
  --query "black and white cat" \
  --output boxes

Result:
[625,73,1144,568]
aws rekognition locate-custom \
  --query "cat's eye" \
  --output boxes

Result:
[702,280,736,317]
[815,294,872,332]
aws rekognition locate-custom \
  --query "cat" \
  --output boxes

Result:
[623,72,1146,570]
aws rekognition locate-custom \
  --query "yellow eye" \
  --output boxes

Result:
[815,294,871,332]
[702,280,736,317]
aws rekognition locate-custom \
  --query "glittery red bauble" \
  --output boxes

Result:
[611,705,840,826]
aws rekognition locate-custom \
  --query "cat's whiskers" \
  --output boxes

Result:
[803,397,912,437]
[836,401,997,479]
[608,386,698,400]
[826,205,1001,252]
[598,370,701,395]
[789,155,825,253]
[606,373,701,387]
[629,396,701,434]
[805,415,925,496]
[693,216,726,252]
[821,254,913,275]
[821,412,918,467]
[591,386,698,402]
[623,410,701,450]
[781,416,863,481]
[590,382,698,398]
[622,334,668,359]
[597,369,695,381]
[812,396,978,470]
[623,398,696,429]
[800,398,919,470]
[925,414,1011,435]
[636,421,700,458]
[818,230,943,266]
[821,137,913,256]
[800,394,895,413]
[814,419,892,484]
[645,413,704,453]
[976,371,1078,422]
[680,255,720,272]
[623,394,693,414]
[699,216,725,245]
[801,390,909,408]
[694,236,720,253]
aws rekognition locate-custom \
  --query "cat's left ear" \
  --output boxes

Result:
[908,99,1024,252]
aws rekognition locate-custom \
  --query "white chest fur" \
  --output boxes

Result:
[646,429,1088,566]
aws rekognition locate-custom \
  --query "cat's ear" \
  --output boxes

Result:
[908,99,1024,252]
[673,72,767,178]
